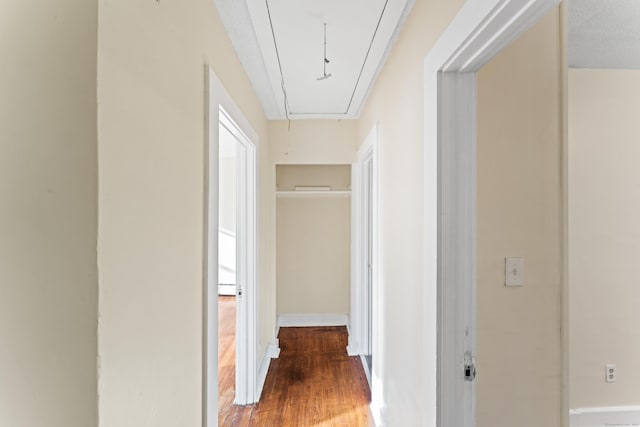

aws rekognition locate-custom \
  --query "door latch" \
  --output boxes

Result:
[237,286,243,297]
[464,352,477,382]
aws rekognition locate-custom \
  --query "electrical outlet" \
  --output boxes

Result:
[606,364,617,383]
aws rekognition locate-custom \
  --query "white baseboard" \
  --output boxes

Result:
[370,398,386,427]
[256,340,280,400]
[570,406,640,427]
[346,336,359,356]
[370,372,386,427]
[276,313,349,332]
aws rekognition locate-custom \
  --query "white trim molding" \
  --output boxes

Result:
[276,314,349,331]
[423,0,560,426]
[276,190,351,198]
[205,66,261,426]
[256,340,281,400]
[570,406,640,427]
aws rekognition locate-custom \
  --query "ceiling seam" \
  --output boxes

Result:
[345,0,390,114]
[265,0,291,119]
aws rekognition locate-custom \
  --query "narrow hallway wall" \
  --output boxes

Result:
[476,10,563,426]
[569,68,640,409]
[356,0,465,424]
[0,1,99,426]
[97,0,274,425]
[357,1,564,426]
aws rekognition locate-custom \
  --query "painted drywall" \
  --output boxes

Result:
[357,1,564,426]
[276,165,351,316]
[0,1,98,426]
[569,68,640,409]
[269,119,358,164]
[276,196,351,316]
[476,10,563,427]
[356,0,464,424]
[269,122,356,318]
[97,0,275,425]
[276,164,352,191]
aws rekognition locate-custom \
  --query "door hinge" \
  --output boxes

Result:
[464,352,476,382]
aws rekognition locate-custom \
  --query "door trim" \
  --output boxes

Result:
[422,1,560,425]
[205,66,260,427]
[219,106,258,406]
[350,123,381,423]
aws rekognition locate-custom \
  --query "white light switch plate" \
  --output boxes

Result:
[505,257,524,287]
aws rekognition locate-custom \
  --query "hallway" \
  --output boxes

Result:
[219,296,373,426]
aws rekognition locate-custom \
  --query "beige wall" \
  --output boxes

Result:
[97,0,274,425]
[270,119,358,164]
[476,10,563,426]
[276,164,351,191]
[357,0,463,424]
[277,196,351,315]
[270,123,356,319]
[0,1,99,426]
[357,1,563,426]
[569,68,640,409]
[276,165,351,315]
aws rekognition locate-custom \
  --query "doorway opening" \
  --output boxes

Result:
[349,124,380,422]
[216,106,257,411]
[217,111,240,418]
[205,68,260,426]
[423,0,561,425]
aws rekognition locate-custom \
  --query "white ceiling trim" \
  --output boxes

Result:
[214,0,281,118]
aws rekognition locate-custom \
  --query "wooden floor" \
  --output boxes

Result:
[218,296,237,422]
[218,297,373,427]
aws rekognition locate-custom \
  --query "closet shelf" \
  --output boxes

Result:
[276,190,351,198]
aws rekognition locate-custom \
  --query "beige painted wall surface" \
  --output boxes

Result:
[270,119,358,164]
[0,1,98,426]
[276,164,351,191]
[269,122,356,319]
[357,1,563,426]
[569,68,640,409]
[356,0,465,424]
[476,9,563,427]
[277,197,351,315]
[97,1,274,425]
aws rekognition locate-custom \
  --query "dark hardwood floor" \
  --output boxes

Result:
[218,296,373,426]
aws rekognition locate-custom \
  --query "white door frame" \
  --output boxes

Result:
[423,0,559,425]
[205,66,259,427]
[218,107,258,406]
[349,124,381,422]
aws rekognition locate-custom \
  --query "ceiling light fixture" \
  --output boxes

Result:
[317,23,332,81]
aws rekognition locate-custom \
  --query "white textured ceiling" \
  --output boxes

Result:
[215,0,413,119]
[569,0,640,69]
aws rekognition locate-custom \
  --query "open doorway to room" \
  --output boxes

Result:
[215,104,258,424]
[423,1,561,426]
[349,124,378,402]
[217,111,239,417]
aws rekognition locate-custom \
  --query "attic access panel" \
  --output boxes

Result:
[241,0,412,119]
